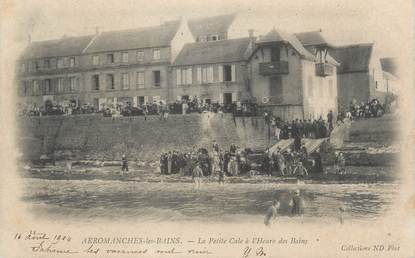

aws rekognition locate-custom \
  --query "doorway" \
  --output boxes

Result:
[223,93,233,105]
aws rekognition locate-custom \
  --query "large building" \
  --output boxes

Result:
[171,37,254,105]
[22,14,396,120]
[249,29,339,120]
[329,43,387,108]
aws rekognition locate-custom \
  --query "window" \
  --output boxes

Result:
[198,36,208,42]
[23,81,30,96]
[177,68,192,85]
[153,49,160,60]
[92,75,100,90]
[308,76,313,97]
[107,54,114,64]
[69,77,77,92]
[122,73,129,89]
[69,57,75,67]
[122,52,129,63]
[33,80,40,95]
[197,67,202,84]
[138,96,145,105]
[176,69,181,85]
[208,67,213,83]
[58,78,64,93]
[107,74,114,90]
[271,46,281,62]
[44,59,50,69]
[21,63,26,73]
[153,71,161,87]
[211,35,218,41]
[34,61,39,71]
[92,55,99,65]
[137,50,144,61]
[136,72,145,88]
[44,79,51,93]
[186,68,192,84]
[57,58,64,68]
[223,64,236,82]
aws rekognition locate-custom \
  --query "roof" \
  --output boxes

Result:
[380,58,398,76]
[295,30,331,47]
[188,13,236,38]
[329,44,373,73]
[84,20,181,53]
[21,35,95,59]
[255,29,315,60]
[173,37,251,66]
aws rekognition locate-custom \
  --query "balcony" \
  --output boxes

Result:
[259,61,289,76]
[315,63,334,77]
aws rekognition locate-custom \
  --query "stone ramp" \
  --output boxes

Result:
[302,138,328,153]
[269,139,294,154]
[269,138,327,154]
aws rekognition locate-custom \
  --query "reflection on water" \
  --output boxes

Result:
[22,177,398,223]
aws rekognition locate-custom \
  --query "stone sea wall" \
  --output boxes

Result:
[18,113,273,161]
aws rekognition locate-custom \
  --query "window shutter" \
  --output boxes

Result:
[231,92,237,102]
[219,94,224,104]
[208,66,213,83]
[218,65,223,82]
[231,64,236,82]
[144,96,148,104]
[176,69,181,85]
[202,67,207,83]
[187,68,192,84]
[176,95,181,101]
[197,67,202,84]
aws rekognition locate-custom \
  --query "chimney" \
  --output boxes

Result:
[95,26,100,35]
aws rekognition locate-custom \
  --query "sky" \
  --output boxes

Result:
[7,0,412,58]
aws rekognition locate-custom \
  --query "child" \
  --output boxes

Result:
[290,189,306,219]
[264,199,280,226]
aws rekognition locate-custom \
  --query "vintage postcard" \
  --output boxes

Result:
[0,0,414,257]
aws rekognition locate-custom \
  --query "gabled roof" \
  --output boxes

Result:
[329,44,373,73]
[21,35,95,59]
[255,29,315,60]
[295,30,331,47]
[173,37,251,66]
[188,13,236,38]
[380,57,398,77]
[84,20,181,53]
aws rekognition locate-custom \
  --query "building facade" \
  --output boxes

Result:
[171,37,253,104]
[21,14,391,121]
[330,43,386,109]
[248,29,338,120]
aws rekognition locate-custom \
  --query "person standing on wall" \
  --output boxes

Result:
[121,154,129,174]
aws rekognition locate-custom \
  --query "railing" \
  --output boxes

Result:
[259,61,289,75]
[315,63,334,77]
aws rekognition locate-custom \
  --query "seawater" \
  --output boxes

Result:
[21,177,398,223]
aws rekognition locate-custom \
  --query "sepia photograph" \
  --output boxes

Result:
[0,0,413,257]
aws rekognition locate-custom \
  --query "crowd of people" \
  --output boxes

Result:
[19,97,258,118]
[264,110,335,142]
[157,139,324,183]
[337,98,385,121]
